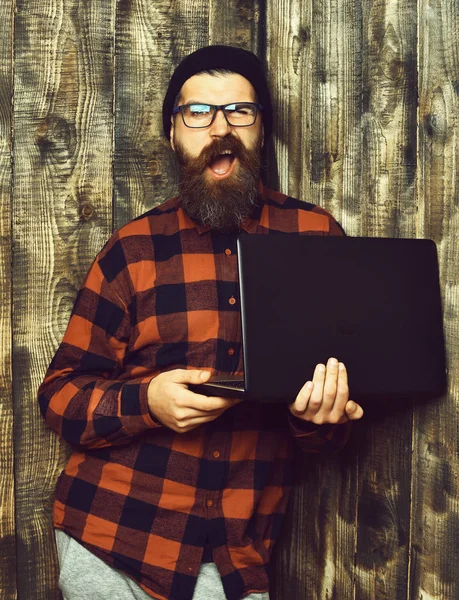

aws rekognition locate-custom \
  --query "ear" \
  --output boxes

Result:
[170,116,176,151]
[257,123,265,149]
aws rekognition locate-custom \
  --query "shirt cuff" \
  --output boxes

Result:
[121,376,164,434]
[287,411,321,435]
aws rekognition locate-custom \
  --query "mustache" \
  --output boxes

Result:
[175,134,250,173]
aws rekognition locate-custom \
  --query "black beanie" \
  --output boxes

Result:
[162,45,272,143]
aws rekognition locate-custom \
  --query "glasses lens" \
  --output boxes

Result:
[182,104,214,127]
[224,103,257,126]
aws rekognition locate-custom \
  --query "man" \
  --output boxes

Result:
[39,45,363,600]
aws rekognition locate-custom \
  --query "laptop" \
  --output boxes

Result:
[188,234,447,404]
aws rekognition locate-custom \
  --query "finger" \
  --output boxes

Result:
[306,363,326,415]
[172,397,234,425]
[319,357,340,413]
[168,369,212,385]
[345,400,364,421]
[328,362,350,421]
[183,390,242,413]
[200,395,244,411]
[290,381,314,416]
[175,403,237,432]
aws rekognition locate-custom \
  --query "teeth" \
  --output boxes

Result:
[222,150,232,155]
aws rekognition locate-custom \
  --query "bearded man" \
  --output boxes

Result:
[38,45,363,600]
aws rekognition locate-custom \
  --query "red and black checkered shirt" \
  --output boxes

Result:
[39,184,350,600]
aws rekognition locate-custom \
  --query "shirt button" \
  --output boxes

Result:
[228,296,236,305]
[225,248,232,256]
[213,450,220,458]
[206,500,213,507]
[228,348,235,356]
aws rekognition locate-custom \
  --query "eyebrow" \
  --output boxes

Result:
[184,100,215,106]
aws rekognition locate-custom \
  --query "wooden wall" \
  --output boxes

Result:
[1,0,458,598]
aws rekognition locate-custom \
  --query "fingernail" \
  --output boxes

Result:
[307,381,313,389]
[318,364,325,372]
[329,358,338,366]
[339,362,345,370]
[200,371,207,381]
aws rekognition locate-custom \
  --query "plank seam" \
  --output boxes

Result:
[10,0,18,597]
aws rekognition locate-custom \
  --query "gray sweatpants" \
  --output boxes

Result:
[55,530,270,600]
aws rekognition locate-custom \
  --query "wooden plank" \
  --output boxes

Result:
[264,0,314,199]
[270,446,359,600]
[0,1,16,599]
[265,0,365,234]
[114,0,209,227]
[411,0,459,597]
[266,1,363,597]
[359,0,418,238]
[208,0,262,52]
[114,0,261,228]
[308,0,366,231]
[13,0,114,597]
[353,2,418,599]
[354,413,412,600]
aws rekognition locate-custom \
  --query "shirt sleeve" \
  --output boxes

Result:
[287,413,352,453]
[38,241,161,450]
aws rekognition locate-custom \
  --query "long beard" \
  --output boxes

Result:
[174,133,262,233]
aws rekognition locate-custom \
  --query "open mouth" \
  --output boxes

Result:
[208,150,236,178]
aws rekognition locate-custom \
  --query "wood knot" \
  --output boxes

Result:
[292,28,311,74]
[80,204,94,220]
[148,159,161,176]
[36,116,76,160]
[237,0,254,20]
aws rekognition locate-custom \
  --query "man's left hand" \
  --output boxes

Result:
[289,357,364,424]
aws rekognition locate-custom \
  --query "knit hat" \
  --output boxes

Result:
[162,45,272,143]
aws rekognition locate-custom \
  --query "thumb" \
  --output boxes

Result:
[172,369,211,384]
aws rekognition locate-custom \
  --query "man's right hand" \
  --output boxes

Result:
[147,369,242,433]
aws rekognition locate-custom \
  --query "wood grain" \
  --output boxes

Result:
[0,2,16,599]
[353,2,418,599]
[359,0,418,239]
[114,0,191,227]
[13,0,114,596]
[411,0,459,598]
[354,413,412,600]
[271,447,358,600]
[209,0,262,53]
[264,0,313,200]
[308,0,366,232]
[114,0,211,228]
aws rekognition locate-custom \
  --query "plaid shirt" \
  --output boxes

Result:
[39,184,350,600]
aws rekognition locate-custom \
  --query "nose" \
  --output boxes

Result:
[209,108,232,137]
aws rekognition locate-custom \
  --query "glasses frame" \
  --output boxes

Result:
[172,102,264,129]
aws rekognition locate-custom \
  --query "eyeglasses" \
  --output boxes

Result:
[172,102,263,128]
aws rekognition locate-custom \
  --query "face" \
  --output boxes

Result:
[170,72,264,173]
[170,72,265,232]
